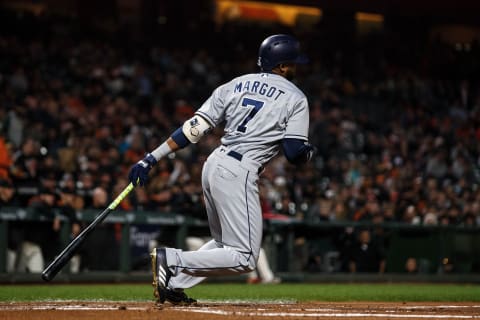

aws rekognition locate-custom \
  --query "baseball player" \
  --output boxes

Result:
[128,34,315,304]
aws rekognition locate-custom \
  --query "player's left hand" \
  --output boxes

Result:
[128,153,157,187]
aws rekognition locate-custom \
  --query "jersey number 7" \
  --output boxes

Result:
[237,98,265,133]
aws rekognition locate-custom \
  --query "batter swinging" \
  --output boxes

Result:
[128,34,315,304]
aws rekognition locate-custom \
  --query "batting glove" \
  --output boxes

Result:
[128,153,157,187]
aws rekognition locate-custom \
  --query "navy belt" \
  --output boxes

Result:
[227,150,243,161]
[226,150,264,174]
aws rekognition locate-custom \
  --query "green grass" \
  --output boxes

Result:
[0,283,479,302]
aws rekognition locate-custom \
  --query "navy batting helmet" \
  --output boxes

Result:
[257,34,308,71]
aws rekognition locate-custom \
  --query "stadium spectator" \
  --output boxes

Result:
[0,178,21,272]
[404,257,418,274]
[10,138,42,205]
[0,135,12,180]
[348,229,386,274]
[16,187,58,273]
[57,185,83,272]
[79,186,120,271]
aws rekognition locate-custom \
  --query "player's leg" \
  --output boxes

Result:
[164,158,249,290]
[165,154,262,274]
[209,160,263,258]
[151,153,263,304]
[168,239,217,289]
[150,156,218,303]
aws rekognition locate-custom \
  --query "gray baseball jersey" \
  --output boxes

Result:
[166,72,310,290]
[196,72,310,164]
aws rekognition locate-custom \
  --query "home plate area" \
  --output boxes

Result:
[1,301,479,319]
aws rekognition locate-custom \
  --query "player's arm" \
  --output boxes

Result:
[128,114,213,186]
[282,138,315,165]
[282,97,314,165]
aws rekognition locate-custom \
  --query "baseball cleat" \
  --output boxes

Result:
[151,247,171,304]
[163,289,197,305]
[150,247,197,305]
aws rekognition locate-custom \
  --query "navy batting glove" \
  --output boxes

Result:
[128,153,157,187]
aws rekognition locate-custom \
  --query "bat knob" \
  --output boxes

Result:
[41,271,52,282]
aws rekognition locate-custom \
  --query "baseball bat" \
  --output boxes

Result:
[41,182,135,282]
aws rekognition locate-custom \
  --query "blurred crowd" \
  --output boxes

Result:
[1,10,480,273]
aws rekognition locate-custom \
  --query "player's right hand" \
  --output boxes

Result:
[128,153,157,187]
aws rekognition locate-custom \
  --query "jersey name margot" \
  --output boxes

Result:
[233,80,285,101]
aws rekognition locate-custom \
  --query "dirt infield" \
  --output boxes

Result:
[1,301,479,320]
